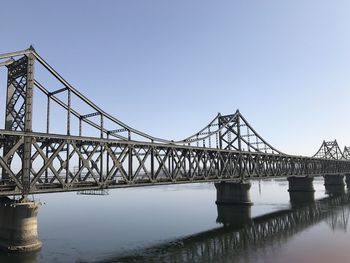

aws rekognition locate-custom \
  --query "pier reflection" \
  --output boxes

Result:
[107,193,350,263]
[325,184,346,197]
[0,252,37,263]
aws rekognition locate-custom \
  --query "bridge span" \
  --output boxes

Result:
[0,47,350,197]
[0,47,350,252]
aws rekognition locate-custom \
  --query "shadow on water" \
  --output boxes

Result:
[97,193,350,263]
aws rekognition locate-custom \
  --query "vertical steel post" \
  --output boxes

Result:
[218,118,223,176]
[168,150,171,179]
[171,148,174,179]
[22,52,35,196]
[5,75,15,130]
[237,113,243,181]
[67,89,71,135]
[151,141,154,181]
[79,118,82,136]
[46,97,50,133]
[128,131,132,182]
[3,54,31,183]
[106,133,110,180]
[188,150,192,179]
[183,149,187,178]
[45,96,50,183]
[78,118,82,181]
[100,114,104,184]
[65,89,71,183]
[2,64,15,181]
[203,151,207,177]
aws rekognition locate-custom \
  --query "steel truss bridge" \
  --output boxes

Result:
[0,47,350,196]
[98,194,350,263]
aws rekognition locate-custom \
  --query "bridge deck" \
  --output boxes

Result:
[0,130,349,196]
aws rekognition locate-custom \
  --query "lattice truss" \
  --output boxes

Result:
[343,147,350,160]
[181,110,284,154]
[313,140,345,160]
[1,132,350,195]
[1,47,350,196]
[0,133,240,194]
[5,56,28,131]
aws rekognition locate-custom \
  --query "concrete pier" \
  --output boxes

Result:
[324,174,345,196]
[214,181,252,205]
[287,176,315,203]
[0,197,42,252]
[324,174,345,186]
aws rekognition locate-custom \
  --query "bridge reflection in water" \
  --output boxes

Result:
[103,193,350,263]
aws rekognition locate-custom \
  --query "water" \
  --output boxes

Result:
[1,177,350,263]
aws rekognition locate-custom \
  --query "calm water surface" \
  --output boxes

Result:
[1,177,350,263]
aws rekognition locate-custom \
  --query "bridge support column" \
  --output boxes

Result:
[214,181,252,205]
[0,197,42,252]
[287,176,315,203]
[324,174,345,196]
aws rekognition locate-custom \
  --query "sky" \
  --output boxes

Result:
[1,0,350,156]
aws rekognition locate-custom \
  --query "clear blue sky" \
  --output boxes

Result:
[1,0,350,156]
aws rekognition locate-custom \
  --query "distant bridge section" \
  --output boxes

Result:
[0,47,350,196]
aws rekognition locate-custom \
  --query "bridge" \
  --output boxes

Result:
[1,47,350,197]
[0,47,350,252]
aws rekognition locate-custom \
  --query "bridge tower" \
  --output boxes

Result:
[0,47,41,252]
[215,111,252,205]
[2,47,35,197]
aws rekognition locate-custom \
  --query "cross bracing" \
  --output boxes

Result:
[313,140,347,160]
[1,47,350,196]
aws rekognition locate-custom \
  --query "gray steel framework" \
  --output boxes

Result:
[313,140,345,159]
[0,47,350,196]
